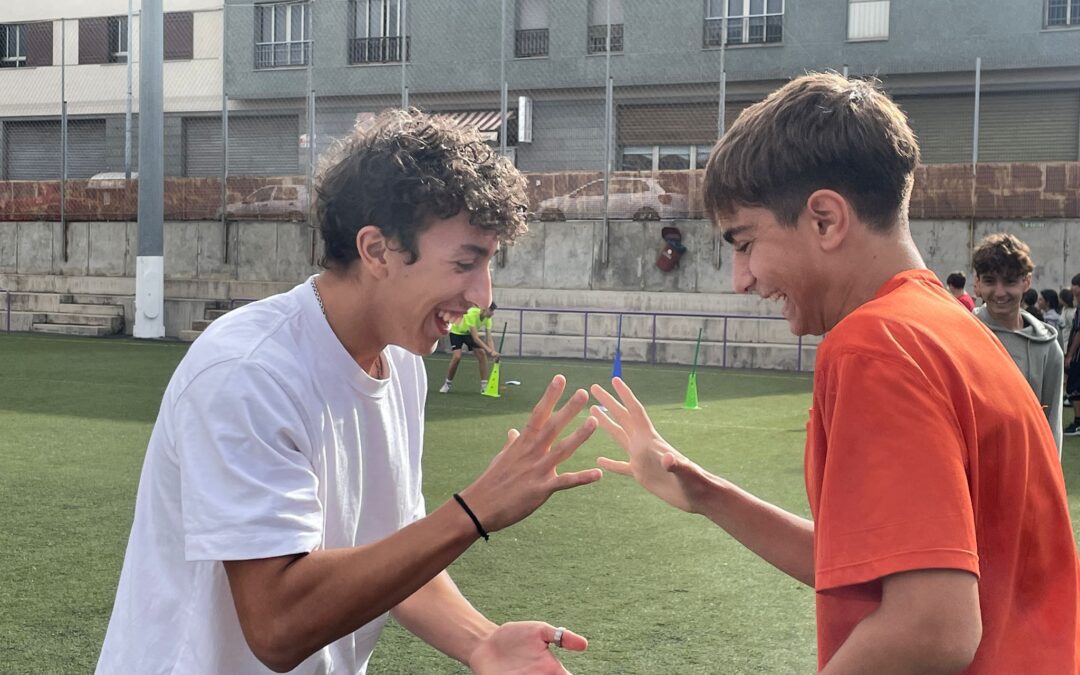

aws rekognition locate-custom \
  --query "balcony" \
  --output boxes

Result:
[587,23,623,54]
[254,41,310,69]
[349,36,410,64]
[515,28,549,58]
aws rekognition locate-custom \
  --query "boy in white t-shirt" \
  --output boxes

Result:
[97,110,602,675]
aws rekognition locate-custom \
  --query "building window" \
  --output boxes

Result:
[350,0,408,63]
[0,24,25,68]
[515,0,549,57]
[587,0,623,53]
[108,16,128,63]
[705,0,782,46]
[255,2,310,68]
[848,0,889,40]
[1047,0,1080,26]
[620,145,712,171]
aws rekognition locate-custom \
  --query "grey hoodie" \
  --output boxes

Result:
[974,306,1064,456]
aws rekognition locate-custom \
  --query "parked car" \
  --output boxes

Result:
[535,177,688,221]
[219,185,309,221]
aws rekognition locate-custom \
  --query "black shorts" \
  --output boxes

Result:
[450,333,480,351]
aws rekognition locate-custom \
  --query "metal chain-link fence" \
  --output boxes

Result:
[1,0,1077,238]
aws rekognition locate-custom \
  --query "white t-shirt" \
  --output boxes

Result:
[97,278,427,675]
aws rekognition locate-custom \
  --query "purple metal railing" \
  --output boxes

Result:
[2,288,10,333]
[504,306,805,371]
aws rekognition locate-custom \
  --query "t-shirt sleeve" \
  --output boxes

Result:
[174,359,323,562]
[814,350,980,590]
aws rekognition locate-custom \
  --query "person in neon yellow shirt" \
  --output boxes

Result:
[439,303,499,393]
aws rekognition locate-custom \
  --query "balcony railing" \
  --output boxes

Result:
[515,28,549,58]
[349,35,410,64]
[587,23,623,54]
[705,16,783,46]
[254,41,310,68]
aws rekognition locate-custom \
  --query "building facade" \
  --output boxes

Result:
[0,0,223,180]
[218,0,1080,176]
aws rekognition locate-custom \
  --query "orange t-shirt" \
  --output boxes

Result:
[806,269,1080,672]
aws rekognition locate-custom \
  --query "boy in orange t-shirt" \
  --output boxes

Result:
[590,73,1080,672]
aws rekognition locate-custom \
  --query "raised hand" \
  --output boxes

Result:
[468,622,587,675]
[590,377,713,514]
[459,375,602,533]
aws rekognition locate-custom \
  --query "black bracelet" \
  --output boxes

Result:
[452,493,489,542]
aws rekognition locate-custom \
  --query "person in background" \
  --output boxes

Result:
[440,303,499,394]
[1038,288,1065,334]
[1023,287,1044,322]
[972,234,1063,456]
[1063,275,1080,436]
[945,271,975,311]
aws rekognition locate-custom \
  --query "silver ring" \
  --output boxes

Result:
[553,627,565,648]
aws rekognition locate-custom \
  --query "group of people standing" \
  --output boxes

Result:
[946,242,1080,450]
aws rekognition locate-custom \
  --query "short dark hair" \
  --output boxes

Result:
[315,109,529,268]
[703,72,920,231]
[946,271,966,290]
[1041,289,1061,312]
[1071,273,1080,287]
[1023,288,1039,307]
[1061,288,1074,309]
[972,233,1035,280]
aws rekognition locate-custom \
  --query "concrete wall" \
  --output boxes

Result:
[4,218,1080,301]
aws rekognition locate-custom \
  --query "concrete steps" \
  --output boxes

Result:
[31,322,114,337]
[1,290,126,336]
[178,329,202,342]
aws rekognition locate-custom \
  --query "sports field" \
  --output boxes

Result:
[3,333,1080,674]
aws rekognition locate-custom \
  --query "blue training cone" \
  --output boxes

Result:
[611,349,623,379]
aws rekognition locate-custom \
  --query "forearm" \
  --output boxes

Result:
[391,572,497,665]
[695,473,815,586]
[227,499,480,671]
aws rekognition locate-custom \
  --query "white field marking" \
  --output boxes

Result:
[0,334,186,349]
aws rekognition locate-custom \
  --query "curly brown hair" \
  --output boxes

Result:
[704,72,920,232]
[972,233,1034,280]
[315,108,529,268]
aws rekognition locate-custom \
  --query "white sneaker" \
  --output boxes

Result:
[480,380,488,393]
[439,381,451,393]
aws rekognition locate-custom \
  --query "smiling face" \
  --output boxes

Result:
[721,206,833,336]
[973,271,1030,329]
[379,211,498,355]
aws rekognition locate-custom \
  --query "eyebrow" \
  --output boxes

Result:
[454,244,493,257]
[722,224,753,245]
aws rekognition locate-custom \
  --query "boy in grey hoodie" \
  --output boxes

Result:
[972,234,1064,456]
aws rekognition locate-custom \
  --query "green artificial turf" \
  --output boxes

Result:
[3,332,1080,673]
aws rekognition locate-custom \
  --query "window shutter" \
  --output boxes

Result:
[25,22,53,67]
[164,12,194,60]
[78,17,109,64]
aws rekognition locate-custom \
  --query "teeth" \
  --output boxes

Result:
[436,310,462,326]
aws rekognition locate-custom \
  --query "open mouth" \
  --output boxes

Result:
[434,309,464,336]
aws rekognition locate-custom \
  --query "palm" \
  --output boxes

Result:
[469,622,585,675]
[590,379,700,513]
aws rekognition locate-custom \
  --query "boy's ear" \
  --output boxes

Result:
[805,189,849,252]
[356,225,390,279]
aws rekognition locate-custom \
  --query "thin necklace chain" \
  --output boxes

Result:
[311,277,384,380]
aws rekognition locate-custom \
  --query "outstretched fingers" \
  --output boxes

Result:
[611,377,651,425]
[533,388,591,449]
[588,384,630,426]
[522,375,568,437]
[596,456,632,476]
[589,405,630,448]
[549,415,598,465]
